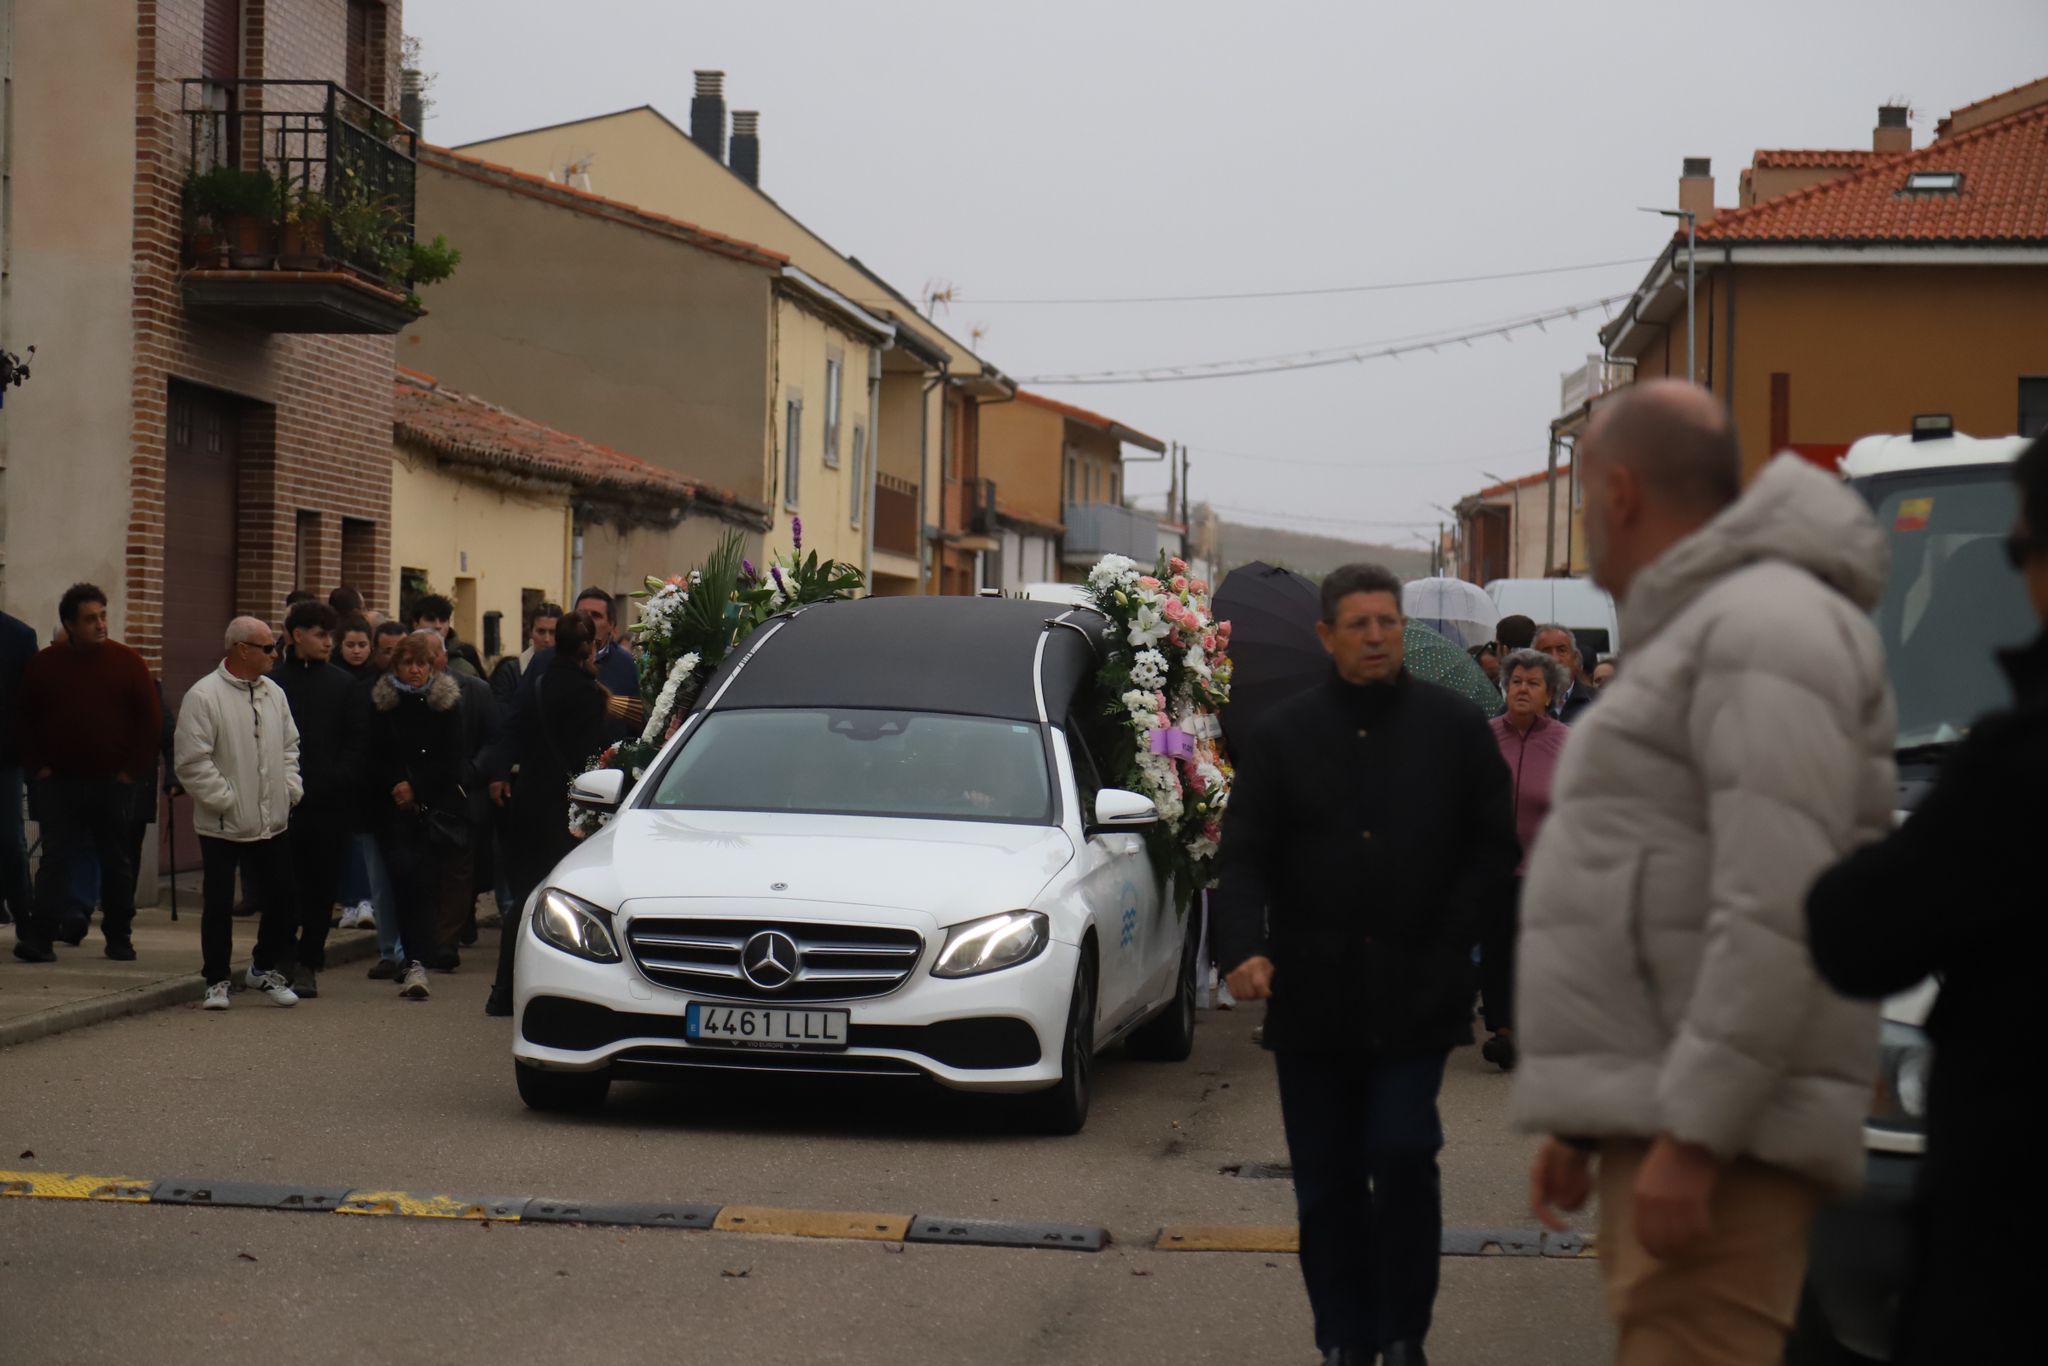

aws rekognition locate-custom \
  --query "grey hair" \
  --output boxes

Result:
[1501,648,1568,702]
[223,616,270,650]
[410,628,446,654]
[1532,621,1575,646]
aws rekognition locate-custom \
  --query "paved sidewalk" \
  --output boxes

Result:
[0,871,494,1048]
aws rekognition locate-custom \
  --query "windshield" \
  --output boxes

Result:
[648,709,1054,825]
[1853,469,2033,749]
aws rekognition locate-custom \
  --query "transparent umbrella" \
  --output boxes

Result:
[1401,576,1497,651]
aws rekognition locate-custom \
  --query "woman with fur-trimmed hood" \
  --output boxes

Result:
[367,632,467,1001]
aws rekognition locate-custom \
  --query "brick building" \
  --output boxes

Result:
[0,0,415,706]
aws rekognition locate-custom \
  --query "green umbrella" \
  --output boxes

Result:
[1404,619,1504,717]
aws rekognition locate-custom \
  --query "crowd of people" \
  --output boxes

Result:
[1216,381,2043,1365]
[1,581,641,1016]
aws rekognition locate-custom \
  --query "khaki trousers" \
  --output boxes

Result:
[1597,1140,1825,1366]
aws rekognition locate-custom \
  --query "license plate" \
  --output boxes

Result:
[685,1002,850,1051]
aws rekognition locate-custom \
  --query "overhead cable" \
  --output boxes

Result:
[924,256,1656,306]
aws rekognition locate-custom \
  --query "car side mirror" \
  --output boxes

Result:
[568,768,627,813]
[1088,787,1158,837]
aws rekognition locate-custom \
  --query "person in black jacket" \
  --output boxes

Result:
[1805,434,2048,1365]
[418,632,497,964]
[1215,563,1518,1366]
[1,608,39,929]
[367,633,467,1002]
[1531,624,1595,725]
[271,600,359,996]
[486,611,609,1016]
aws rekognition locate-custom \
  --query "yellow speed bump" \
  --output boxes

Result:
[0,1170,155,1202]
[713,1205,911,1242]
[1154,1224,1300,1253]
[335,1190,523,1221]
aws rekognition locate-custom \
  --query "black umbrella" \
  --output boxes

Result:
[1213,562,1327,750]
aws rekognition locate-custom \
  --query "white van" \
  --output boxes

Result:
[1482,578,1621,658]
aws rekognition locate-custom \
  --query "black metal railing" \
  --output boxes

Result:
[179,79,417,286]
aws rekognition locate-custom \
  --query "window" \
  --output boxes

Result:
[1065,716,1104,815]
[1112,470,1123,506]
[783,397,802,509]
[2021,377,2048,439]
[849,424,866,526]
[649,710,1053,825]
[293,510,322,593]
[822,355,843,468]
[1903,171,1962,194]
[1065,455,1077,507]
[398,566,431,624]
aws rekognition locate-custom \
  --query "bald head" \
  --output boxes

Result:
[1583,380,1740,518]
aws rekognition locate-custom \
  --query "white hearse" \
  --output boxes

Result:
[510,596,1199,1133]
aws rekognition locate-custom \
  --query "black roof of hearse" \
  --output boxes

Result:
[694,596,1109,724]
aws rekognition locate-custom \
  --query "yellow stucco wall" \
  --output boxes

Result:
[578,516,765,628]
[978,401,1067,529]
[389,448,570,657]
[0,0,138,627]
[770,295,876,572]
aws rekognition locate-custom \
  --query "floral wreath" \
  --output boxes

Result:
[1082,553,1234,912]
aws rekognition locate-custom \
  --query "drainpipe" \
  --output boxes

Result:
[1543,428,1560,574]
[570,524,585,600]
[863,346,884,594]
[920,365,947,594]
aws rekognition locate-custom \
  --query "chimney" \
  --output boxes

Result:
[690,70,727,163]
[1678,157,1717,225]
[399,68,424,133]
[1874,103,1911,154]
[730,110,761,188]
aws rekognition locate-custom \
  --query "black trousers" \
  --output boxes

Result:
[382,825,463,969]
[1478,875,1522,1034]
[28,776,137,949]
[1274,1048,1450,1355]
[199,833,296,985]
[287,810,348,971]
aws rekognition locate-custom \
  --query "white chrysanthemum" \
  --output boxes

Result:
[1130,649,1167,690]
[1089,554,1139,590]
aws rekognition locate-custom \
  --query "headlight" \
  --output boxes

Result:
[1870,1020,1933,1132]
[931,912,1049,979]
[533,888,623,964]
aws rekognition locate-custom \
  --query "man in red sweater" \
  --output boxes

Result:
[12,583,161,963]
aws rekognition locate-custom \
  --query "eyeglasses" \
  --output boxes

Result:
[240,640,280,655]
[2008,531,2040,572]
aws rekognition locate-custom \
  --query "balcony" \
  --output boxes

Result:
[1559,355,1636,415]
[1062,501,1160,567]
[178,80,437,335]
[874,472,919,558]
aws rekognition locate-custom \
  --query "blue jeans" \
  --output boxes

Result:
[354,832,403,963]
[1274,1049,1450,1355]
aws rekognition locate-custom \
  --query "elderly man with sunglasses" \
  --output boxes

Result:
[173,616,304,1009]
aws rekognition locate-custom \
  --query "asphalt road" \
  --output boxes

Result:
[0,927,1610,1365]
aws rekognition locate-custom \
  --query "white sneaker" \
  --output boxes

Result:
[336,905,360,930]
[244,967,300,1007]
[346,902,378,930]
[201,982,231,1010]
[399,962,431,1001]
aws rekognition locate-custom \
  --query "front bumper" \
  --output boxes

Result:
[511,906,1077,1092]
[1803,1150,1920,1360]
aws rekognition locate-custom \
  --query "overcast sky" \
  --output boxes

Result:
[410,0,2046,554]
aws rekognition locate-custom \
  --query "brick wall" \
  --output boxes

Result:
[128,0,403,669]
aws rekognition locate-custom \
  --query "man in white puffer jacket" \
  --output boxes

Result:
[1516,382,1893,1365]
[174,616,304,1009]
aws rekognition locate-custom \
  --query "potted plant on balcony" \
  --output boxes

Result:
[400,234,461,308]
[279,188,331,270]
[329,189,406,284]
[183,165,280,268]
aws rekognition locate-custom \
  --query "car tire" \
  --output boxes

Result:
[1019,948,1096,1135]
[1784,1281,1884,1366]
[515,1061,611,1113]
[1126,916,1198,1062]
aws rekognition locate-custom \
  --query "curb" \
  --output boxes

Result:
[0,911,499,1052]
[0,1169,1111,1253]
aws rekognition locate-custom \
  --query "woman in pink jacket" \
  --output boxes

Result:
[1480,648,1571,1070]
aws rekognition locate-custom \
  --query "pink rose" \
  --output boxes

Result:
[1201,631,1217,651]
[1190,580,1209,595]
[1138,576,1162,591]
[1169,557,1189,575]
[1171,575,1189,594]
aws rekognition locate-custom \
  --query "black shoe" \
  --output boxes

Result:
[1481,1032,1517,1072]
[13,941,56,964]
[367,958,401,981]
[288,962,319,998]
[483,988,514,1018]
[1380,1343,1429,1366]
[104,941,137,962]
[459,922,479,947]
[1321,1351,1372,1366]
[427,952,460,972]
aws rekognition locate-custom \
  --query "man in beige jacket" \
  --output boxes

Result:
[1515,382,1894,1363]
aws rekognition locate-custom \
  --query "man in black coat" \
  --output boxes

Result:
[1215,562,1518,1366]
[1531,624,1595,724]
[1805,433,2048,1364]
[272,600,359,995]
[1,608,39,928]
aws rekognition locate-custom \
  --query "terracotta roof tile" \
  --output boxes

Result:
[1749,148,1889,170]
[418,145,789,269]
[1015,390,1167,452]
[1696,102,2048,245]
[392,370,763,517]
[1937,74,2048,136]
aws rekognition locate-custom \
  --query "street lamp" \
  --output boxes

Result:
[1638,207,1696,385]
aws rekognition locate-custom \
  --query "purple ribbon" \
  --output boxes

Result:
[1149,726,1195,760]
